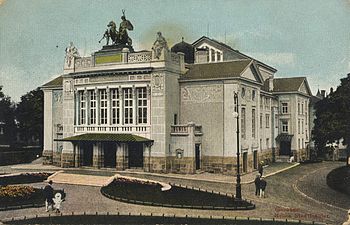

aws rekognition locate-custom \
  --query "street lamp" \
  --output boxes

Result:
[233,92,242,200]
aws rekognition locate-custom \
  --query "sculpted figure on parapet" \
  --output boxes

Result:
[99,10,134,47]
[152,32,168,59]
[65,42,80,68]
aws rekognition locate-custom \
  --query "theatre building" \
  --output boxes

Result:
[42,34,312,174]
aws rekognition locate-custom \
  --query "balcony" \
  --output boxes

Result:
[170,123,203,136]
[74,125,150,134]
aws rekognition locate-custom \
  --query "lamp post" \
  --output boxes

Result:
[233,92,242,200]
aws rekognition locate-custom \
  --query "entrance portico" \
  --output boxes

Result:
[56,133,153,170]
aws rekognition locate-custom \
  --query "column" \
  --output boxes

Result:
[116,143,126,170]
[147,84,151,126]
[132,85,137,125]
[93,142,103,168]
[74,90,79,126]
[106,87,110,125]
[96,88,100,125]
[74,144,79,167]
[119,86,124,125]
[144,144,151,172]
[85,89,89,125]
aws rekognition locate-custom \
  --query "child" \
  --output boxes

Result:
[53,192,63,213]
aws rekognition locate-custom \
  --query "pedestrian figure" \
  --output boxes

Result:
[259,178,267,198]
[342,209,350,225]
[53,192,63,213]
[254,175,261,196]
[258,161,264,176]
[43,180,54,212]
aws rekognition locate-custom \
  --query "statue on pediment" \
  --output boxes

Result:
[99,10,134,47]
[152,32,168,59]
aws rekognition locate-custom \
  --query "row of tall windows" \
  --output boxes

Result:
[78,87,148,126]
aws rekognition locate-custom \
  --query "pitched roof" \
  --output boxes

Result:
[56,133,153,143]
[180,60,251,80]
[192,36,277,72]
[42,76,63,87]
[273,77,306,92]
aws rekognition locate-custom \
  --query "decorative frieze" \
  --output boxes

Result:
[128,52,152,63]
[151,73,164,96]
[75,57,92,69]
[181,85,223,103]
[75,78,89,85]
[53,91,62,103]
[89,75,128,82]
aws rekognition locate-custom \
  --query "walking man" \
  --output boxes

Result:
[43,180,54,212]
[254,175,261,196]
[258,161,264,176]
[259,178,267,198]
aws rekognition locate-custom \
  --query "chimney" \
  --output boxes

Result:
[321,90,326,98]
[268,76,274,92]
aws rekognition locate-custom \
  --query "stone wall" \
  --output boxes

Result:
[52,152,62,166]
[42,150,53,165]
[167,156,195,174]
[61,152,74,168]
[148,157,167,173]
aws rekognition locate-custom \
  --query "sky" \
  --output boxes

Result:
[0,0,349,102]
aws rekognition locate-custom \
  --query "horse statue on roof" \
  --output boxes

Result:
[99,10,134,47]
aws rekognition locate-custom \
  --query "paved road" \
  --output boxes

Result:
[0,161,347,225]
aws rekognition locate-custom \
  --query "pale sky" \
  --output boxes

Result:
[0,0,349,102]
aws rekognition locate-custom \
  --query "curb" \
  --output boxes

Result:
[119,163,301,185]
[292,167,348,212]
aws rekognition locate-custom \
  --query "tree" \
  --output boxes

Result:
[312,73,350,158]
[0,86,16,145]
[15,88,44,146]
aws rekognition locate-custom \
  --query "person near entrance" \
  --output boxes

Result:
[254,175,261,196]
[43,180,54,212]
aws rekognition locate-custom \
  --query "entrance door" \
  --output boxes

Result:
[81,142,93,166]
[243,152,248,173]
[253,151,258,169]
[280,141,291,156]
[128,143,143,168]
[103,142,116,168]
[195,144,201,170]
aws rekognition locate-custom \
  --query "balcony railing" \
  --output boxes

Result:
[74,50,181,70]
[170,124,202,136]
[74,125,150,134]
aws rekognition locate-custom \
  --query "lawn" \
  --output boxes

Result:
[0,172,51,186]
[102,178,254,209]
[327,166,350,196]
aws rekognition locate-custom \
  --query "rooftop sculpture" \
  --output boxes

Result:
[99,10,134,49]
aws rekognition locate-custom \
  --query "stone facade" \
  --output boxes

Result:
[42,35,313,175]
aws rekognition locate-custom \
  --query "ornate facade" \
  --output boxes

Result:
[42,35,312,174]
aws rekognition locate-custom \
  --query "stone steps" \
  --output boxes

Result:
[275,156,291,163]
[48,171,114,187]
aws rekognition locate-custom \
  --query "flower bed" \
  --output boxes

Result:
[0,172,51,186]
[0,185,44,208]
[101,178,255,210]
